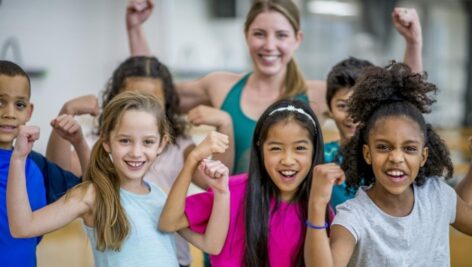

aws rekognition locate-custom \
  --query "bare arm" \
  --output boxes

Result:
[46,95,99,175]
[187,105,235,175]
[305,164,354,267]
[177,159,230,254]
[456,137,472,204]
[183,144,208,190]
[126,0,154,56]
[452,136,472,235]
[392,7,423,73]
[159,131,229,232]
[451,196,472,236]
[7,126,93,238]
[50,114,92,175]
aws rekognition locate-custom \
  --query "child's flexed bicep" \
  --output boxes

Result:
[7,125,94,238]
[159,132,229,233]
[179,159,230,254]
[305,163,355,267]
[453,136,472,235]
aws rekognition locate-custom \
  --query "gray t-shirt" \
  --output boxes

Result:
[333,177,457,267]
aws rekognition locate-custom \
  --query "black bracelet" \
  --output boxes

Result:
[305,219,328,230]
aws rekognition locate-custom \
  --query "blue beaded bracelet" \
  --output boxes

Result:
[305,219,328,230]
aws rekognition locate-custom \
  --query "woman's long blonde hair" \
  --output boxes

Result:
[244,0,307,99]
[84,91,169,251]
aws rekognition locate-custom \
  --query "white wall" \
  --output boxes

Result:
[0,0,468,153]
[0,0,250,153]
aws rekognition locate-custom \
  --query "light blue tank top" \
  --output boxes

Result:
[84,182,179,267]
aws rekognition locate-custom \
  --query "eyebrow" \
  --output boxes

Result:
[373,138,422,145]
[266,140,310,145]
[0,94,29,100]
[116,133,158,138]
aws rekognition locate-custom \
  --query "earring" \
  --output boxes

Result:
[108,153,114,163]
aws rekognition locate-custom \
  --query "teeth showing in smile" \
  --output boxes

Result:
[261,55,279,62]
[126,161,144,167]
[280,170,296,177]
[386,170,405,177]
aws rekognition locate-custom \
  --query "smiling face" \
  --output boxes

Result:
[245,11,302,77]
[329,87,358,145]
[262,119,313,201]
[363,116,428,198]
[0,75,33,149]
[103,109,167,186]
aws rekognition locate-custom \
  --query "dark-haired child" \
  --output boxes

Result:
[324,57,374,208]
[324,7,423,209]
[46,55,233,266]
[0,60,83,267]
[160,99,334,267]
[306,63,472,267]
[7,92,230,267]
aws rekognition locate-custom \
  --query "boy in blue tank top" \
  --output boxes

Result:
[0,61,82,267]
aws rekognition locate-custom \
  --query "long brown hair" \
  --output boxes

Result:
[244,0,307,99]
[84,91,169,251]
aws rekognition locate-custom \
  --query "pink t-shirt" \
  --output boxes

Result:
[185,173,308,267]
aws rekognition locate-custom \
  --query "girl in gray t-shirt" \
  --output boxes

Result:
[305,63,472,267]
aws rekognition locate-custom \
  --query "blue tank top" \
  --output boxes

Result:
[221,73,309,174]
[84,182,178,267]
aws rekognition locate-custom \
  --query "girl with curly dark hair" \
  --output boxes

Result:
[305,62,472,267]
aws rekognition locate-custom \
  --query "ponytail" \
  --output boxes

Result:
[282,59,307,99]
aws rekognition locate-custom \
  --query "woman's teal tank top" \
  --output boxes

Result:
[221,73,309,174]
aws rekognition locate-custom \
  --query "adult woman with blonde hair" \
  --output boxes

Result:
[127,0,422,174]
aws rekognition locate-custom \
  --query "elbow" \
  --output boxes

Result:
[206,244,223,255]
[9,225,32,238]
[158,219,178,233]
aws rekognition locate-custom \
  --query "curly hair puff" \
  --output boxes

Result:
[341,62,453,190]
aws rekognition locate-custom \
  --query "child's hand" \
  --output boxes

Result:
[310,163,345,206]
[61,95,99,117]
[126,0,154,29]
[50,115,84,146]
[198,159,229,194]
[392,7,422,46]
[190,131,229,162]
[13,126,40,158]
[187,105,232,129]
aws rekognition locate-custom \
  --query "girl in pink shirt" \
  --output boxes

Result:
[160,99,333,267]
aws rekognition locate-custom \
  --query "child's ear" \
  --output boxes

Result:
[363,144,372,165]
[26,103,34,122]
[102,141,111,153]
[157,135,169,155]
[420,146,429,167]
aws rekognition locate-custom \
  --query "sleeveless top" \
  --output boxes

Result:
[85,134,192,265]
[84,182,179,267]
[221,73,309,174]
[324,140,356,210]
[144,136,194,265]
